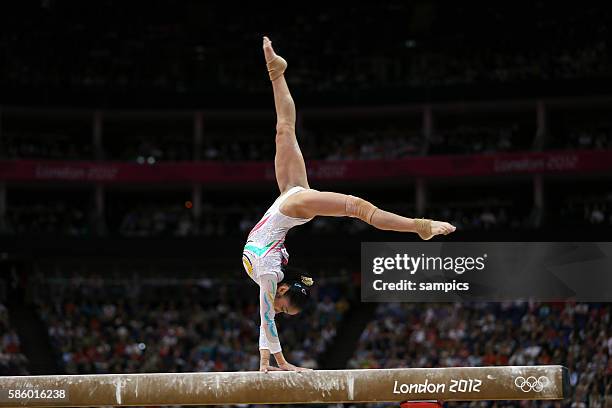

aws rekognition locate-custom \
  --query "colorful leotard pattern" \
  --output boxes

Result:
[242,186,312,354]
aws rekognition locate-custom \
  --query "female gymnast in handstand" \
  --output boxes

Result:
[243,37,456,373]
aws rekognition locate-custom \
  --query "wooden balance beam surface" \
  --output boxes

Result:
[0,365,568,407]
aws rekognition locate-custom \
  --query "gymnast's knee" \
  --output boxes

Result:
[276,122,295,136]
[345,195,378,224]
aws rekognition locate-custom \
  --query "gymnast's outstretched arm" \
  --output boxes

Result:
[280,190,456,240]
[258,274,311,372]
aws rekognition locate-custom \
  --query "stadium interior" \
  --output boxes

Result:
[0,2,610,407]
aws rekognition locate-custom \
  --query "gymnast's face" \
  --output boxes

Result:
[275,285,300,315]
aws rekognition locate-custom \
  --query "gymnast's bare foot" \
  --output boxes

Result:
[415,218,456,240]
[431,221,456,237]
[263,36,287,81]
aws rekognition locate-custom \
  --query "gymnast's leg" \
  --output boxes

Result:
[263,36,310,194]
[281,190,456,240]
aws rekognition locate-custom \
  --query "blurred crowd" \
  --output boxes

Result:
[114,199,540,237]
[349,302,611,407]
[117,203,195,237]
[2,118,611,163]
[0,131,94,160]
[429,205,536,231]
[2,201,90,236]
[429,123,533,155]
[4,191,612,237]
[556,122,612,150]
[0,303,29,375]
[0,200,92,236]
[554,192,612,227]
[2,5,611,408]
[106,135,193,162]
[15,271,612,407]
[107,191,553,236]
[2,3,610,100]
[34,275,349,373]
[1,129,424,162]
[0,195,553,237]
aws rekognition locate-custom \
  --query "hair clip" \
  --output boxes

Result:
[300,276,314,287]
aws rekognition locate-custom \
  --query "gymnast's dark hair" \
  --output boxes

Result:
[279,265,314,311]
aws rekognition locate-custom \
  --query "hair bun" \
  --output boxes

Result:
[300,276,314,287]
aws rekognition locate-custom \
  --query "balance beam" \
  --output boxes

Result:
[0,365,568,407]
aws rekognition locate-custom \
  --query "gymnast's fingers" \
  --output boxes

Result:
[262,365,283,372]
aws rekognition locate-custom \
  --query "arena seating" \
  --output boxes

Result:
[349,302,611,407]
[33,272,350,374]
[2,3,611,105]
[1,5,610,408]
[0,303,29,375]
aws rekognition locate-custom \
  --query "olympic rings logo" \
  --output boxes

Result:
[514,376,550,392]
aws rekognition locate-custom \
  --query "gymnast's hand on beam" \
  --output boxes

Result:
[277,362,313,372]
[260,364,284,373]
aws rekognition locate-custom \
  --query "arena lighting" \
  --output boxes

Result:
[0,365,568,406]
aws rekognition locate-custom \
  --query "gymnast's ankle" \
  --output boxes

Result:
[263,36,287,81]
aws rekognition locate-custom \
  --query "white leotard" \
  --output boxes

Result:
[241,186,313,354]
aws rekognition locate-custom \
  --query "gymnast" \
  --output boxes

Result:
[242,36,456,373]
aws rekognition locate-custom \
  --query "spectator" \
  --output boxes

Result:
[35,272,350,374]
[348,302,611,407]
[0,303,29,375]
